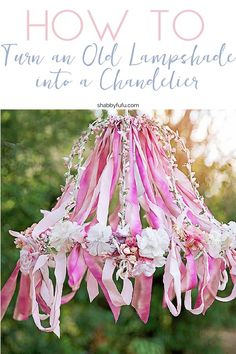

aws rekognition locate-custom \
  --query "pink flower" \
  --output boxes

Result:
[20,247,37,274]
[185,235,204,252]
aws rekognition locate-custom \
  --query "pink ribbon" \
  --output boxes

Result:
[1,261,20,320]
[39,264,54,308]
[97,158,114,225]
[132,274,153,323]
[134,132,167,227]
[32,201,69,239]
[202,256,222,314]
[31,253,66,337]
[143,132,178,217]
[13,273,31,320]
[111,129,121,196]
[134,133,155,202]
[125,128,142,237]
[35,274,51,314]
[71,156,99,218]
[32,180,76,239]
[83,251,120,321]
[184,252,209,315]
[86,270,99,302]
[109,203,121,231]
[54,181,75,209]
[72,128,111,221]
[175,169,212,230]
[74,132,114,224]
[216,250,236,302]
[68,245,87,290]
[61,291,77,305]
[181,252,198,292]
[102,258,133,307]
[63,244,89,304]
[163,242,182,316]
[74,131,120,226]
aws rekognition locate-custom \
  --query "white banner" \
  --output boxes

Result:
[0,0,235,109]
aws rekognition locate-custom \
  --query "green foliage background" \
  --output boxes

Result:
[1,110,236,354]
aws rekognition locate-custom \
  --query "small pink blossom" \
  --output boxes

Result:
[20,247,37,274]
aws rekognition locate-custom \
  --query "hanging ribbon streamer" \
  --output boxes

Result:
[102,258,133,307]
[1,261,20,320]
[13,273,31,321]
[125,127,142,237]
[86,270,99,302]
[132,274,153,323]
[31,253,66,337]
[163,241,182,316]
[83,251,121,322]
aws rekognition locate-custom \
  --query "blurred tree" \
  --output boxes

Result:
[1,110,236,354]
[165,109,236,223]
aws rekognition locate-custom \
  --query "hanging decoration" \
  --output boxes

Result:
[1,111,236,337]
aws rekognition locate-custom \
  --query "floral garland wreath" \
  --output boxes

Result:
[1,111,236,337]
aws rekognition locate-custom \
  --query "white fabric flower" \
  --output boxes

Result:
[207,222,236,257]
[222,221,236,249]
[137,227,170,259]
[132,261,156,277]
[153,255,167,267]
[228,221,236,233]
[207,228,222,258]
[49,220,82,252]
[228,221,236,249]
[86,223,115,256]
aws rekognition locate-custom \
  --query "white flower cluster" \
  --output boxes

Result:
[16,221,172,277]
[133,227,170,276]
[206,221,236,258]
[46,218,235,275]
[12,209,236,282]
[136,227,170,265]
[84,223,171,277]
[48,220,83,252]
[86,223,116,256]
